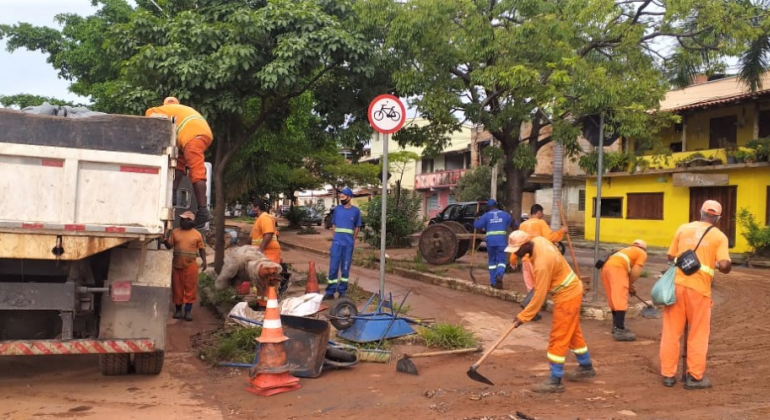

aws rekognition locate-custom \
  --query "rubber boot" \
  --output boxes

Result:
[184,311,193,321]
[173,306,183,319]
[662,376,676,387]
[684,375,712,390]
[531,376,565,393]
[612,326,637,342]
[322,294,336,301]
[194,207,213,227]
[564,364,597,382]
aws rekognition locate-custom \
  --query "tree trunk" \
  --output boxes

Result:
[213,134,228,273]
[550,142,564,229]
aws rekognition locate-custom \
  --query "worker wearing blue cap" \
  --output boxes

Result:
[473,198,515,289]
[325,187,362,300]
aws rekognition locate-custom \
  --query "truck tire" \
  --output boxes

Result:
[133,351,165,375]
[99,353,130,376]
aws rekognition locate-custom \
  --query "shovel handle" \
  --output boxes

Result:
[632,293,655,308]
[407,347,482,359]
[471,323,518,369]
[557,201,581,278]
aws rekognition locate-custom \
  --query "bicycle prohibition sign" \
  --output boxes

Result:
[368,94,406,134]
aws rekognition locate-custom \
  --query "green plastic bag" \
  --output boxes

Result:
[651,266,677,306]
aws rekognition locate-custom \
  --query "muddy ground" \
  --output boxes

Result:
[1,227,769,419]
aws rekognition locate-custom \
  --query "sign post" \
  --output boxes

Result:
[368,94,406,300]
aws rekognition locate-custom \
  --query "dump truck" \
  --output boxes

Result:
[0,108,194,375]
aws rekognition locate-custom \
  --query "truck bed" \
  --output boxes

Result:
[0,109,176,260]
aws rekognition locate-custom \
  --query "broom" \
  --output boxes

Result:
[358,290,412,363]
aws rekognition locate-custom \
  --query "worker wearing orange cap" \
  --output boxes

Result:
[601,239,648,341]
[146,97,213,227]
[508,230,595,393]
[660,200,731,390]
[163,211,207,321]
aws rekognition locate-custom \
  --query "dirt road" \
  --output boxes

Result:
[2,244,770,419]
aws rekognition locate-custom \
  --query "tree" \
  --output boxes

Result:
[1,0,372,271]
[385,0,755,217]
[387,151,420,207]
[307,150,380,205]
[455,166,505,203]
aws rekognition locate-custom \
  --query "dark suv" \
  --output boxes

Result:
[428,201,488,232]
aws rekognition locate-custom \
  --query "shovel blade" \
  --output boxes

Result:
[466,366,494,385]
[641,307,662,319]
[396,357,419,375]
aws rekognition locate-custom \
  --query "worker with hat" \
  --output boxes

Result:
[508,230,596,393]
[600,239,648,341]
[324,187,362,300]
[660,200,731,389]
[163,211,206,321]
[251,198,281,264]
[473,198,515,289]
[146,97,213,227]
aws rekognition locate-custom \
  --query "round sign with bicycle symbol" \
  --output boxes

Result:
[367,94,406,134]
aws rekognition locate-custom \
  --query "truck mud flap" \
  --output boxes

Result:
[0,339,155,356]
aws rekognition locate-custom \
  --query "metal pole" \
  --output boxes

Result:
[379,133,389,299]
[592,113,604,302]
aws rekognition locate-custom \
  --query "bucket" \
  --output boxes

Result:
[281,315,331,378]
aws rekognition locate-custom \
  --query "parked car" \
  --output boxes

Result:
[298,206,322,226]
[428,201,489,233]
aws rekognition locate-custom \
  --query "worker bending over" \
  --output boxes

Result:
[507,230,595,393]
[601,239,648,341]
[146,97,213,227]
[473,199,514,289]
[660,200,731,389]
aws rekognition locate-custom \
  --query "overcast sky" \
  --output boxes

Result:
[0,0,98,104]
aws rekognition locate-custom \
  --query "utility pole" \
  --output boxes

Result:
[592,113,605,302]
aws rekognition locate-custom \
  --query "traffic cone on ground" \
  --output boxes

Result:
[246,286,300,397]
[306,260,320,294]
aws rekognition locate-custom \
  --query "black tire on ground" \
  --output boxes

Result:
[328,297,358,331]
[133,351,165,375]
[99,353,130,376]
[325,347,358,363]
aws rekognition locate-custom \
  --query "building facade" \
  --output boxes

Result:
[584,73,770,253]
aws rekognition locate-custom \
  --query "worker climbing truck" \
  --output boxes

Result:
[0,108,179,375]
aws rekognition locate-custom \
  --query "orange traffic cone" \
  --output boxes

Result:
[306,261,320,294]
[246,286,300,397]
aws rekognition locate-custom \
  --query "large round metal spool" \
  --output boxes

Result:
[418,224,459,265]
[443,221,471,260]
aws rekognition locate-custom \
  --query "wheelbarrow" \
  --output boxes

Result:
[327,293,415,343]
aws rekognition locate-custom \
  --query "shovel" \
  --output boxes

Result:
[467,322,519,385]
[397,347,482,375]
[631,293,662,319]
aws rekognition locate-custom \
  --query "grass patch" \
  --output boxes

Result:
[198,272,240,308]
[419,323,478,350]
[298,226,320,235]
[640,269,651,278]
[229,216,255,224]
[199,327,261,364]
[344,280,372,303]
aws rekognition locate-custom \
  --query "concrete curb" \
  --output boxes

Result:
[280,239,653,321]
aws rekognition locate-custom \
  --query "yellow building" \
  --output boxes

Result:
[585,74,770,254]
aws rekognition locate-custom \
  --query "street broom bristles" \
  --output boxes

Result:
[357,349,392,363]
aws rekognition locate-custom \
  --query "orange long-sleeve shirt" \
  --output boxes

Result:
[668,221,730,298]
[517,236,582,322]
[605,246,647,272]
[145,104,213,148]
[510,218,565,265]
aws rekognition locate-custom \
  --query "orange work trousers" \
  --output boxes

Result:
[172,264,199,305]
[660,285,713,380]
[601,265,629,311]
[522,258,535,292]
[177,135,211,183]
[547,292,589,364]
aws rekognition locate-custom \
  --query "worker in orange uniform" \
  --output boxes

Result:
[251,198,281,264]
[601,239,648,342]
[511,204,569,320]
[507,230,595,393]
[164,211,207,321]
[660,200,731,389]
[146,97,213,227]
